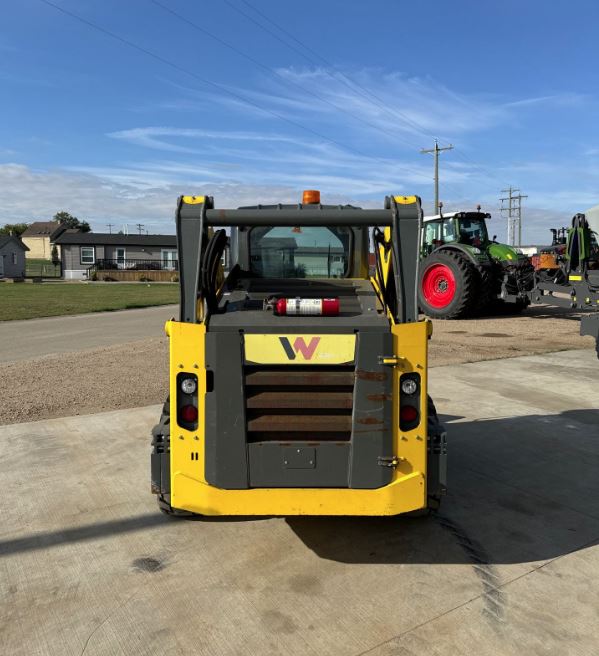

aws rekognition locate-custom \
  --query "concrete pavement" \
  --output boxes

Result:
[0,304,178,362]
[0,349,598,655]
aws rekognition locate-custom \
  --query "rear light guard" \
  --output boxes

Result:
[399,372,421,431]
[177,371,198,431]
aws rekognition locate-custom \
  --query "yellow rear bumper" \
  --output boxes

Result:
[171,470,425,516]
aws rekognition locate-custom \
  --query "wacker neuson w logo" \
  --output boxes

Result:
[243,334,356,365]
[279,336,320,360]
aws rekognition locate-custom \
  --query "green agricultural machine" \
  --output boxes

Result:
[418,210,534,319]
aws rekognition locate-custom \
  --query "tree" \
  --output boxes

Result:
[51,244,60,265]
[0,223,29,236]
[52,211,91,233]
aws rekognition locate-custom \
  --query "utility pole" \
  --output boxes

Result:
[500,187,528,246]
[106,223,113,234]
[421,139,454,212]
[136,223,145,236]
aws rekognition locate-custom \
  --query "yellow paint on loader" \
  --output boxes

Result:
[181,195,206,204]
[165,319,429,516]
[244,333,356,365]
[394,195,418,205]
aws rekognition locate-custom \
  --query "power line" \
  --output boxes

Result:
[226,0,430,145]
[421,140,454,212]
[106,223,114,234]
[228,0,509,192]
[221,0,468,200]
[450,147,509,191]
[39,0,433,186]
[150,0,424,153]
[136,223,145,235]
[224,0,427,146]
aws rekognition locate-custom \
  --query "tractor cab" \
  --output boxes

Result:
[422,211,491,256]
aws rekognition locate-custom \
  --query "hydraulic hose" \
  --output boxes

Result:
[200,229,228,312]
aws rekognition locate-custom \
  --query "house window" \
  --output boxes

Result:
[80,246,95,265]
[12,252,17,265]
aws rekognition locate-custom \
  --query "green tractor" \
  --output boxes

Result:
[418,210,534,319]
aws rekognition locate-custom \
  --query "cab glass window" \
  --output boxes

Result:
[249,226,351,278]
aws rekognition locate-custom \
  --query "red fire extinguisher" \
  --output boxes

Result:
[274,297,340,316]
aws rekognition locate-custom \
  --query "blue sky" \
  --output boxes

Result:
[1,0,599,241]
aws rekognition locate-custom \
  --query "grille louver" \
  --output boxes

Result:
[245,365,354,442]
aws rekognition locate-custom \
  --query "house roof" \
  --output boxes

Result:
[21,221,67,240]
[0,235,29,251]
[53,232,177,247]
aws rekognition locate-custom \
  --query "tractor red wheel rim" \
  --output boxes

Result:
[422,263,456,308]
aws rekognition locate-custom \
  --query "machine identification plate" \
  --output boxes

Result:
[244,334,356,364]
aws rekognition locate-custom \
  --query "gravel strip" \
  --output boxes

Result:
[1,338,168,425]
[0,306,594,425]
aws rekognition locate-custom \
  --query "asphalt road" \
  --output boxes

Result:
[1,349,598,655]
[0,304,178,362]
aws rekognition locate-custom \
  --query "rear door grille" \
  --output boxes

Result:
[245,365,354,442]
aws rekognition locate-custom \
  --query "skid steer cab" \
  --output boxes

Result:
[151,191,447,517]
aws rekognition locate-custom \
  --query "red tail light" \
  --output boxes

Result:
[399,373,421,431]
[400,405,418,423]
[180,404,198,423]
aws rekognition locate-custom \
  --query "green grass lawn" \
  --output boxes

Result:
[0,283,179,321]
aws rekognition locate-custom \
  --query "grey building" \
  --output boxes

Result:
[0,235,29,278]
[53,232,177,280]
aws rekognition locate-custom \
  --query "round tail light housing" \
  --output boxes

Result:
[180,404,198,423]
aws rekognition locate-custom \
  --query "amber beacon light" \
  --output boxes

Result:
[302,189,321,204]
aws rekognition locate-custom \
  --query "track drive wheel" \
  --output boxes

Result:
[151,396,195,518]
[419,250,477,319]
[406,395,446,516]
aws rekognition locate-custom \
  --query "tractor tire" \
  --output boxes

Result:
[419,250,477,319]
[151,396,195,518]
[473,264,496,315]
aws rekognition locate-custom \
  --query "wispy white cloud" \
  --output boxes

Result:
[2,65,593,242]
[129,67,582,205]
[99,126,444,192]
[108,126,313,153]
[0,161,589,243]
[0,162,293,230]
[178,67,579,146]
[503,93,586,109]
